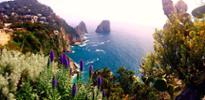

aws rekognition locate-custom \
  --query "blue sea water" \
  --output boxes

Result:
[67,30,153,78]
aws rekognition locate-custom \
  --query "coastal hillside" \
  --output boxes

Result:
[0,0,81,44]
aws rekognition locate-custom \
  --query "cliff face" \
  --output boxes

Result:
[0,0,80,44]
[162,0,175,17]
[95,20,110,33]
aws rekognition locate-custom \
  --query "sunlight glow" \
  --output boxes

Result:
[36,0,198,28]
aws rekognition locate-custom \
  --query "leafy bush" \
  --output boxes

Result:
[0,49,49,99]
[0,49,99,99]
[141,12,205,100]
[7,23,67,55]
[89,67,160,100]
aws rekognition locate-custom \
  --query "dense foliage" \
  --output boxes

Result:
[5,23,67,55]
[0,16,205,99]
[141,15,205,100]
[0,49,159,100]
[0,49,49,99]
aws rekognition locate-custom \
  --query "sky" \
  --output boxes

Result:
[34,0,199,28]
[0,0,201,32]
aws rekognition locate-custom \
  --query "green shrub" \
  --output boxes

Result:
[0,49,48,99]
[7,23,67,55]
[141,14,205,99]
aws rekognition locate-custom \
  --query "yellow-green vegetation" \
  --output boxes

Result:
[0,17,204,100]
[141,15,205,99]
[5,22,67,55]
[0,49,102,100]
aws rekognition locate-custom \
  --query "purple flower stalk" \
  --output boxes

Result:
[72,83,77,97]
[60,54,69,69]
[80,60,83,71]
[49,50,55,62]
[89,64,94,78]
[52,76,58,88]
[62,54,67,64]
[97,76,103,89]
[64,57,69,69]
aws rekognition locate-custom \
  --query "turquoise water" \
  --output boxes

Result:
[67,31,153,78]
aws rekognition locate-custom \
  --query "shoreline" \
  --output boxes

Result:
[68,33,89,81]
[69,57,80,76]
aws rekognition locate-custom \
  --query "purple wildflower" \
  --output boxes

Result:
[80,60,83,71]
[60,54,69,69]
[62,54,67,64]
[97,76,103,89]
[89,64,94,78]
[72,83,77,97]
[64,57,69,69]
[52,76,58,88]
[49,50,55,62]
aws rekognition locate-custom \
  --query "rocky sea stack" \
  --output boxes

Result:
[192,5,205,18]
[95,20,110,33]
[75,21,88,35]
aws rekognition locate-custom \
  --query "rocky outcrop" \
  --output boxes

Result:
[162,0,175,17]
[75,21,88,35]
[95,20,110,33]
[175,0,188,14]
[192,5,205,18]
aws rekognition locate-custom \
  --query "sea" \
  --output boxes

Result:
[67,29,154,79]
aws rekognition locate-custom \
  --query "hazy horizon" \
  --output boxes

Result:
[36,0,198,28]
